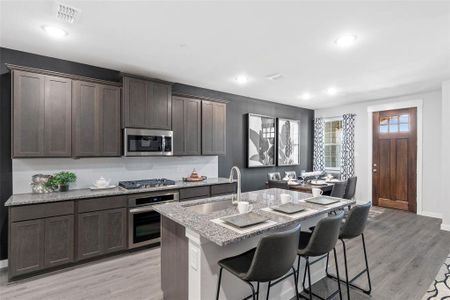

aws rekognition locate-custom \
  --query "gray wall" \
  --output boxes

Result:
[0,47,313,259]
[173,85,314,192]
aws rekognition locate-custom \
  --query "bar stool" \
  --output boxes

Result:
[325,202,372,299]
[216,224,301,300]
[296,212,345,300]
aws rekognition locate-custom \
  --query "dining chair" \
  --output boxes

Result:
[284,171,297,180]
[267,172,282,181]
[216,224,301,300]
[330,181,347,198]
[343,177,357,200]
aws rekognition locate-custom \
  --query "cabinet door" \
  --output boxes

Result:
[72,81,99,156]
[9,219,45,277]
[147,82,172,129]
[184,98,201,155]
[44,215,74,268]
[202,101,226,155]
[77,211,104,260]
[172,96,185,155]
[12,70,45,157]
[99,85,121,156]
[103,208,127,253]
[122,77,147,128]
[44,75,72,156]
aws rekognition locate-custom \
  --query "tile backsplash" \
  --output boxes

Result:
[13,156,218,194]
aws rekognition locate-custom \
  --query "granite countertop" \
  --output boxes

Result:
[5,177,232,207]
[153,188,355,246]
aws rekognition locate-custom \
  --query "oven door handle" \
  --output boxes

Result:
[129,200,176,214]
[129,206,156,214]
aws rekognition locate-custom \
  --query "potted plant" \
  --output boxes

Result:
[46,171,77,192]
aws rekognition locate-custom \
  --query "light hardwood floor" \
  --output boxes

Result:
[1,207,449,300]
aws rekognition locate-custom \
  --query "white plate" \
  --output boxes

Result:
[310,180,327,185]
[89,185,117,191]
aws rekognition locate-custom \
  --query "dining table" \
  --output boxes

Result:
[288,181,334,193]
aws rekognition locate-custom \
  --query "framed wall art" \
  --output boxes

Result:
[247,113,276,168]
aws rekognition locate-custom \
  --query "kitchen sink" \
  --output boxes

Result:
[186,199,235,215]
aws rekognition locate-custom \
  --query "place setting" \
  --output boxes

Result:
[210,201,278,234]
[262,193,318,219]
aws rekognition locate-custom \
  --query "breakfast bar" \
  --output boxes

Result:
[153,188,354,300]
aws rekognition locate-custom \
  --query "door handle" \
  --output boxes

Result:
[373,169,377,173]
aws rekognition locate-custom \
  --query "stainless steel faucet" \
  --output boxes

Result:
[229,166,241,203]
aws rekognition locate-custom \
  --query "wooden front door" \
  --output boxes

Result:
[372,108,417,212]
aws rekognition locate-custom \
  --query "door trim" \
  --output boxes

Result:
[367,99,423,214]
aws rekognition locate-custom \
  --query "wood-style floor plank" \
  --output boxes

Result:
[0,207,449,300]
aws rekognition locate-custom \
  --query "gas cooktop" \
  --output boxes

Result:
[118,178,176,190]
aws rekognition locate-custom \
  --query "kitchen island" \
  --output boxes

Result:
[154,188,354,300]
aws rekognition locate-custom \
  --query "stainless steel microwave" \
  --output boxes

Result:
[123,128,173,156]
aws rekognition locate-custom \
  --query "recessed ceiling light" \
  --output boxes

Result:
[42,25,67,38]
[300,92,312,100]
[335,34,357,48]
[326,87,338,95]
[235,74,248,85]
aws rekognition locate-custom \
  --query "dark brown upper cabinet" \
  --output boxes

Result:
[172,96,201,155]
[72,81,121,157]
[12,70,72,157]
[122,76,172,130]
[202,100,226,155]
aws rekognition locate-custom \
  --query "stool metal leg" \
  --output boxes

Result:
[333,248,343,300]
[361,234,372,294]
[327,234,372,296]
[244,281,257,300]
[266,281,271,300]
[341,239,351,299]
[216,267,223,300]
[256,282,260,300]
[306,258,313,300]
[291,266,300,300]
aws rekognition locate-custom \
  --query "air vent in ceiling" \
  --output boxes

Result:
[266,73,283,80]
[55,2,80,24]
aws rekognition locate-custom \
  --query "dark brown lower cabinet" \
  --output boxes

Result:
[9,219,45,278]
[77,208,127,260]
[44,215,74,268]
[77,211,104,260]
[9,215,74,278]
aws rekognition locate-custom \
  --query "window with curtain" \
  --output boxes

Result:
[324,119,343,170]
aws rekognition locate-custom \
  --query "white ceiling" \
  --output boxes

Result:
[1,1,449,109]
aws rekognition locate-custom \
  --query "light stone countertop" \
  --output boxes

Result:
[5,177,232,206]
[153,188,355,246]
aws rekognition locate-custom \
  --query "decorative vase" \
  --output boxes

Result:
[59,184,69,192]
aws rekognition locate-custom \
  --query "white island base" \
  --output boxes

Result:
[185,214,328,300]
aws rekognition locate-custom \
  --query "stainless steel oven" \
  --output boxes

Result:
[128,190,179,249]
[124,128,173,156]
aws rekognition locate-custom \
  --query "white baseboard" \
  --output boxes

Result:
[420,211,443,219]
[0,259,8,270]
[441,223,450,231]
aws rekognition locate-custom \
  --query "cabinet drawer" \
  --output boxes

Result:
[10,201,74,222]
[179,186,210,200]
[211,183,237,196]
[78,196,127,213]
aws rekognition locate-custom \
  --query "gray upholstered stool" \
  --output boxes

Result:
[297,212,345,300]
[325,202,372,299]
[216,224,301,300]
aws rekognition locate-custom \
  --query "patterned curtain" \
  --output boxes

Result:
[313,117,325,171]
[340,113,356,180]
